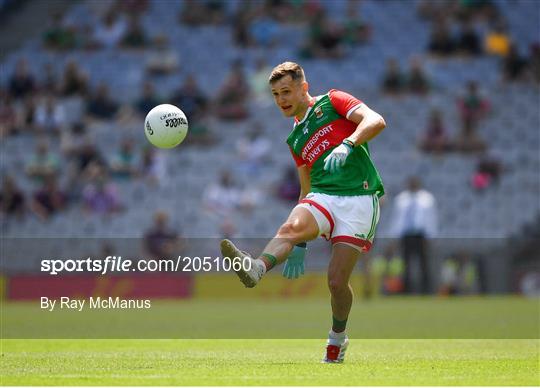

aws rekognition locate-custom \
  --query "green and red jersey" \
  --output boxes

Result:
[286,89,384,197]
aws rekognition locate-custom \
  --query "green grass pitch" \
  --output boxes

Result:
[2,339,538,385]
[1,297,539,385]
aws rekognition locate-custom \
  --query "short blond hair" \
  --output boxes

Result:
[268,62,305,84]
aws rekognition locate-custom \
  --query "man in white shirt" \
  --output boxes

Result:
[390,176,438,294]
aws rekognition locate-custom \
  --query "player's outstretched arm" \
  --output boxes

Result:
[346,103,386,146]
[280,165,311,279]
[297,164,311,201]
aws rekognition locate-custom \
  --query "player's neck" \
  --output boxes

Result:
[295,94,314,122]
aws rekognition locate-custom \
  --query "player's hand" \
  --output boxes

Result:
[282,244,306,279]
[323,142,353,174]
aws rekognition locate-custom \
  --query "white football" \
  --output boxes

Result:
[144,104,188,149]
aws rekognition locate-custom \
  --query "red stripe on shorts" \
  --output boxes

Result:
[331,235,372,252]
[299,199,334,236]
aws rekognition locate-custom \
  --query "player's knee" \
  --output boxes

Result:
[276,221,304,241]
[328,278,349,295]
[276,222,294,238]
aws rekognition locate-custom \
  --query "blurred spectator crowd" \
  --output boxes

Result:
[0,0,538,293]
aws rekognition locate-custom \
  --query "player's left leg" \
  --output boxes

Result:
[220,205,320,288]
[323,242,361,363]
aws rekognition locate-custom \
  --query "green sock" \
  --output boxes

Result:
[332,316,348,333]
[260,253,277,271]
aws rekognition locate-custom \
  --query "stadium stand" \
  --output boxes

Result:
[1,0,539,281]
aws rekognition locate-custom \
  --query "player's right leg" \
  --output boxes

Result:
[322,193,380,363]
[323,243,360,363]
[220,205,320,288]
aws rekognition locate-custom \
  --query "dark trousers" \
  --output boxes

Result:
[401,234,430,294]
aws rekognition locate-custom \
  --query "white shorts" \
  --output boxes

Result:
[296,192,380,252]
